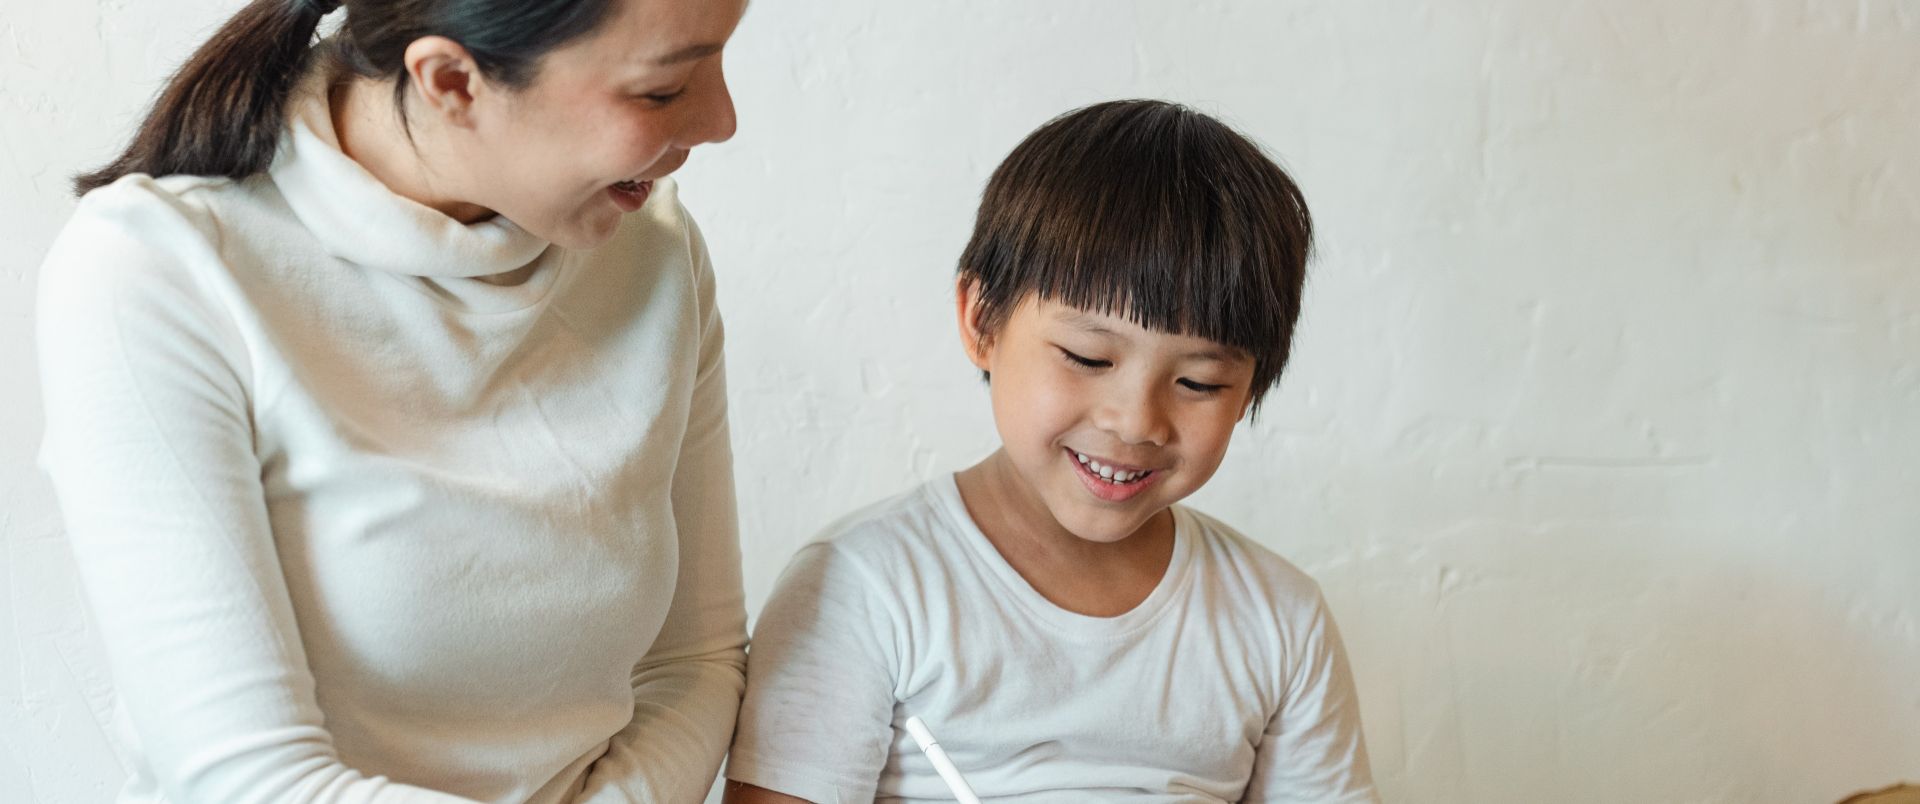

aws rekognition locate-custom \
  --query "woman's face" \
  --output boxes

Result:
[463,0,746,249]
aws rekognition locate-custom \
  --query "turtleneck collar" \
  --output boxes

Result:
[267,61,552,279]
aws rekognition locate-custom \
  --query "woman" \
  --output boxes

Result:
[37,0,749,800]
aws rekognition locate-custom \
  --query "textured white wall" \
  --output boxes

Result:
[4,1,1918,802]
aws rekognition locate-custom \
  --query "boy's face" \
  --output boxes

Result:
[958,282,1258,544]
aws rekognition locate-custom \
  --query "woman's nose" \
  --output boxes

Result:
[687,66,737,147]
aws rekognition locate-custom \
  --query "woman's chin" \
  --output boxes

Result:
[534,208,623,251]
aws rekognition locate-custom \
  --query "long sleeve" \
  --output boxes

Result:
[37,187,479,803]
[1241,593,1378,804]
[572,213,749,803]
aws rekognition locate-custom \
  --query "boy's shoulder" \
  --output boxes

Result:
[814,476,950,539]
[1176,505,1331,618]
[792,477,970,581]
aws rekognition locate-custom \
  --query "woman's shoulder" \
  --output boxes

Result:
[40,173,259,347]
[54,173,246,276]
[71,172,238,226]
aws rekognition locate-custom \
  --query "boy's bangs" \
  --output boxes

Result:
[1016,163,1293,364]
[961,99,1311,397]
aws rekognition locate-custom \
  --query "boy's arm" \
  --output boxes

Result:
[721,781,813,804]
[726,542,903,803]
[1242,593,1380,804]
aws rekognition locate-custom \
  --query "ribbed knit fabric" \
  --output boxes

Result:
[35,63,746,804]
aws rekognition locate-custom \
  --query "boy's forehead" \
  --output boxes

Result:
[1039,302,1249,364]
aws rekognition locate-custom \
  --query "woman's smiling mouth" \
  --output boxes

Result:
[608,178,654,212]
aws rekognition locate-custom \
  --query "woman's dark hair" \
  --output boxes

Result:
[73,0,617,196]
[957,99,1314,410]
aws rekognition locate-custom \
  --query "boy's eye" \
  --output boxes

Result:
[1178,378,1229,394]
[1058,348,1111,369]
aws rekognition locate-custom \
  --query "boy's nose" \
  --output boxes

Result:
[1098,386,1173,447]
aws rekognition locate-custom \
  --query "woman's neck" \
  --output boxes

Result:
[329,74,496,225]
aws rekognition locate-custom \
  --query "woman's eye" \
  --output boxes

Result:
[1059,349,1111,369]
[637,89,686,105]
[1178,378,1228,394]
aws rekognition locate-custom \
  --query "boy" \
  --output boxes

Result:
[725,100,1377,803]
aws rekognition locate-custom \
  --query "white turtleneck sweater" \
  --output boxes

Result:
[35,67,747,804]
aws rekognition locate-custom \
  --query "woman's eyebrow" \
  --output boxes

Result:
[649,42,724,66]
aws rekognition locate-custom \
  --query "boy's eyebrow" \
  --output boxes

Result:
[1183,348,1244,364]
[1057,311,1119,336]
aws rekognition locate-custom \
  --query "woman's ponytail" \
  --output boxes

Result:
[73,0,621,196]
[71,0,339,196]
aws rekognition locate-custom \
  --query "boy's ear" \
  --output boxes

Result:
[954,275,993,372]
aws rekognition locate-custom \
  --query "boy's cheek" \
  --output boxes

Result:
[1190,428,1240,484]
[994,357,1078,413]
[1021,381,1091,435]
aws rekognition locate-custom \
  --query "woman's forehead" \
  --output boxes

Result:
[590,0,745,62]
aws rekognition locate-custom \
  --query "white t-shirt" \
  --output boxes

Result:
[35,62,745,803]
[727,476,1377,803]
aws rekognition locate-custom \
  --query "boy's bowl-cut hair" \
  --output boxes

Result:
[957,99,1312,411]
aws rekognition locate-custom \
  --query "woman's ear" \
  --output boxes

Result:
[954,275,993,372]
[402,36,485,128]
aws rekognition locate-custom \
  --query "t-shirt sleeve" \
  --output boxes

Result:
[726,541,902,804]
[1242,592,1379,804]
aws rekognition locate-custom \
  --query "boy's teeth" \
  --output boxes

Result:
[1073,450,1153,484]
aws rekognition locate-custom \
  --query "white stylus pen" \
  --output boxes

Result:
[904,716,984,804]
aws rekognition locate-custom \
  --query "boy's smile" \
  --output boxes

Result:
[1066,447,1161,502]
[957,283,1256,547]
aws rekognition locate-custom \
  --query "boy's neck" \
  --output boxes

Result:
[954,450,1175,618]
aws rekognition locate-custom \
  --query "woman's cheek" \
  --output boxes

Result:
[617,116,674,163]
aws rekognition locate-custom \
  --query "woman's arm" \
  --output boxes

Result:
[571,211,750,803]
[37,184,478,803]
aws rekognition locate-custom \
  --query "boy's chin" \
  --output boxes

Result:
[1047,501,1162,545]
